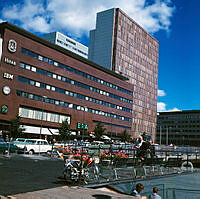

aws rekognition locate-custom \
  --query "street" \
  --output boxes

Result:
[0,154,64,196]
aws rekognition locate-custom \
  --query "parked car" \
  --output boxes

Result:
[14,138,52,154]
[0,138,21,154]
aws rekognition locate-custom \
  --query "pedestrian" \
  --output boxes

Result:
[131,183,144,197]
[149,187,161,199]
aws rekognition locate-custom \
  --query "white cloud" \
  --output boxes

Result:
[168,107,180,112]
[0,19,5,23]
[2,0,50,32]
[157,102,167,112]
[158,89,166,97]
[1,0,175,37]
[157,102,180,112]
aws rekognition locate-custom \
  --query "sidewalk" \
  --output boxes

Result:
[2,186,147,199]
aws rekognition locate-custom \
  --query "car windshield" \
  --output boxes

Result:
[25,140,37,144]
[17,138,26,142]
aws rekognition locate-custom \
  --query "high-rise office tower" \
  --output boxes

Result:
[89,8,159,139]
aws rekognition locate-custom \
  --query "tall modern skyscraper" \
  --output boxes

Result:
[89,8,159,139]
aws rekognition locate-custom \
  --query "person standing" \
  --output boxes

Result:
[149,187,161,199]
[131,183,144,197]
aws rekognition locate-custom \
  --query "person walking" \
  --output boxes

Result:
[131,183,144,197]
[149,187,161,199]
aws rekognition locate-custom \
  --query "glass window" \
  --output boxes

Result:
[25,65,31,70]
[31,67,36,72]
[55,100,59,105]
[30,80,35,85]
[54,61,58,66]
[46,85,51,90]
[38,55,43,61]
[69,104,73,108]
[20,63,25,68]
[28,94,34,99]
[62,77,66,81]
[35,82,40,87]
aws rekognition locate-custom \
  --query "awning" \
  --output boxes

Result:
[21,125,59,135]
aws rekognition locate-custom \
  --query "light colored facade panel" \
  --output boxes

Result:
[43,32,88,59]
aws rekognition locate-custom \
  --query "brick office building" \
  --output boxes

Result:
[0,22,133,139]
[89,8,159,140]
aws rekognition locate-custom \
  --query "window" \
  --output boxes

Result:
[35,82,40,87]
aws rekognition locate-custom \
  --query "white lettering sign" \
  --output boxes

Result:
[8,39,17,53]
[4,57,16,66]
[3,73,14,80]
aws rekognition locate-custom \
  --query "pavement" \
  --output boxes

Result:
[0,154,147,199]
[0,154,64,196]
[1,186,142,199]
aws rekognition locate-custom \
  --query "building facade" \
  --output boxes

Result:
[89,8,159,139]
[43,32,88,59]
[157,111,200,146]
[0,22,133,139]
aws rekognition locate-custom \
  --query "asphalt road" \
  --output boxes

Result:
[0,154,64,196]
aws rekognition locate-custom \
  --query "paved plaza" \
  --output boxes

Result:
[0,154,139,198]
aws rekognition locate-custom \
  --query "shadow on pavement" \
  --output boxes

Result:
[0,154,64,196]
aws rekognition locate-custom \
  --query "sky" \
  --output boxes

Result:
[0,0,199,112]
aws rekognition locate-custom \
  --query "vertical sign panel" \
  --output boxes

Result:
[0,38,2,62]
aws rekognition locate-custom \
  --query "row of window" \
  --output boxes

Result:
[19,62,132,111]
[16,90,131,122]
[17,75,132,114]
[57,39,88,56]
[19,107,70,124]
[93,121,131,130]
[21,48,132,95]
[159,115,200,120]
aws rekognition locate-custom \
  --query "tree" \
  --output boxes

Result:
[120,130,131,143]
[94,123,106,140]
[58,119,71,141]
[9,114,25,138]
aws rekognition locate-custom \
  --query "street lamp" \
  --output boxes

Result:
[166,127,168,145]
[110,112,115,141]
[39,95,47,155]
[81,106,88,141]
[166,127,172,145]
[159,126,162,145]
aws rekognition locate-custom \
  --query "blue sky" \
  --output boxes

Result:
[0,0,199,112]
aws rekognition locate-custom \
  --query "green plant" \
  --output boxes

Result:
[58,119,71,141]
[9,114,25,138]
[93,123,106,140]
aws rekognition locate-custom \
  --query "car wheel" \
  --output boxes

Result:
[29,150,34,155]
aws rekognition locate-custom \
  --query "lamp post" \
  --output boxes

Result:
[39,95,47,155]
[166,127,168,146]
[110,112,114,141]
[159,126,162,145]
[81,106,87,141]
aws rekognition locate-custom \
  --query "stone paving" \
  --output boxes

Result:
[2,186,146,199]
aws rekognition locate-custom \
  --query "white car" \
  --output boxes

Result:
[14,139,52,154]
